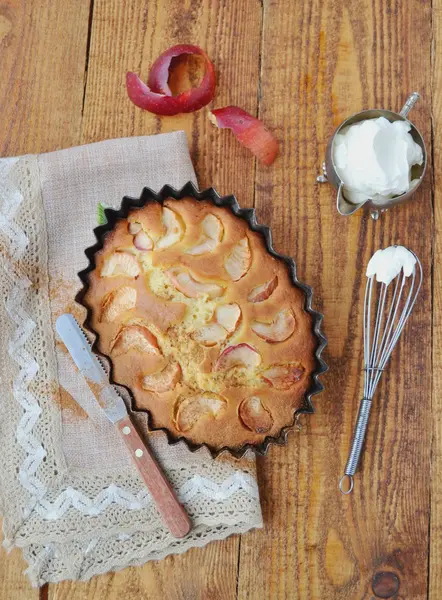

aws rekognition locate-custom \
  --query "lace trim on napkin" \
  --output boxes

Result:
[22,520,261,585]
[32,471,258,520]
[0,155,66,541]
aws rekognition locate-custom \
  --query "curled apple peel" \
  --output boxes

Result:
[126,44,216,116]
[210,106,279,166]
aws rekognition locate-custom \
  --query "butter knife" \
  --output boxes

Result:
[55,313,191,538]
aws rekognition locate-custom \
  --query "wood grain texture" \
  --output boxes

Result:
[430,2,441,599]
[0,545,38,600]
[0,0,90,156]
[0,0,89,598]
[238,0,433,599]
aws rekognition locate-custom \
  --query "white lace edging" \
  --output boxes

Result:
[23,521,263,586]
[34,472,259,520]
[0,157,48,512]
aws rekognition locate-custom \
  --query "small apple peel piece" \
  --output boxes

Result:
[110,324,160,356]
[126,44,216,116]
[210,106,279,166]
[261,363,305,390]
[214,343,261,371]
[239,396,273,433]
[248,275,278,303]
[174,393,227,432]
[142,361,181,392]
[166,267,225,299]
[156,207,185,249]
[224,237,251,281]
[100,286,137,323]
[251,308,296,343]
[186,214,224,255]
[101,251,140,278]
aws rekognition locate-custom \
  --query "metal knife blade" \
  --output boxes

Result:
[56,313,128,424]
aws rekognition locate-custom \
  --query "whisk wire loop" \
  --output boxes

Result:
[340,252,422,494]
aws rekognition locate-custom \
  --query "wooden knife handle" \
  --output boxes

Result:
[117,415,191,538]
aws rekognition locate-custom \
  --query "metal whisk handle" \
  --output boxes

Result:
[339,398,373,494]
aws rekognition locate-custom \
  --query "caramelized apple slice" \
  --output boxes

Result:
[100,286,137,323]
[174,393,227,432]
[101,251,140,278]
[239,396,273,433]
[215,303,241,333]
[156,207,185,249]
[251,308,295,342]
[214,343,261,371]
[224,237,251,281]
[142,361,181,392]
[186,214,224,255]
[248,275,278,303]
[110,323,159,356]
[261,364,305,389]
[166,268,224,299]
[192,323,228,346]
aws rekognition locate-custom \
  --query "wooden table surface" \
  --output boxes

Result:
[0,0,439,598]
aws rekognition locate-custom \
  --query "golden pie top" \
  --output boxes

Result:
[84,197,318,451]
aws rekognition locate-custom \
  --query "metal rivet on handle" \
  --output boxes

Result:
[122,426,131,435]
[135,449,143,458]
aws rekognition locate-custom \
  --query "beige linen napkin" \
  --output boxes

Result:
[0,132,262,585]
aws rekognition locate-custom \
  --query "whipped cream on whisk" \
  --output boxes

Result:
[366,246,416,285]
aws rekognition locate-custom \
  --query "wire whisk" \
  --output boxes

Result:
[339,246,422,494]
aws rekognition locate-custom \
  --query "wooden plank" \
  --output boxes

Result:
[430,3,442,599]
[238,1,433,599]
[48,542,239,600]
[0,545,38,600]
[0,0,90,156]
[51,0,262,597]
[0,0,90,596]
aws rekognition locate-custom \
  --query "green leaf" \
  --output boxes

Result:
[97,202,109,225]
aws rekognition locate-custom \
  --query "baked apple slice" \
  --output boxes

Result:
[239,396,273,433]
[261,363,304,389]
[193,303,241,346]
[186,214,224,255]
[133,230,153,251]
[248,275,278,303]
[101,251,140,278]
[224,237,251,281]
[100,286,137,323]
[251,308,295,342]
[192,323,228,346]
[110,323,159,356]
[156,207,185,249]
[174,393,227,432]
[142,361,181,392]
[214,343,261,371]
[215,303,241,333]
[166,267,225,299]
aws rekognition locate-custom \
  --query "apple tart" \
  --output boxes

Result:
[82,197,319,452]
